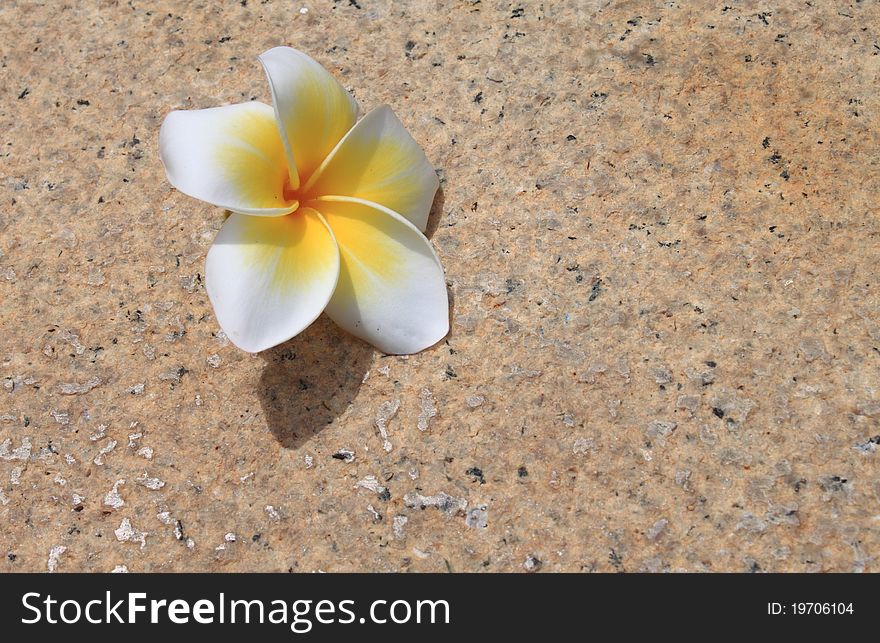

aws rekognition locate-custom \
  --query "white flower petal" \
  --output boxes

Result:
[205,209,339,352]
[258,46,358,190]
[304,106,439,231]
[313,196,448,354]
[159,101,296,216]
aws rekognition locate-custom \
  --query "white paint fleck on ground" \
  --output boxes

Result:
[136,473,165,490]
[60,329,86,355]
[33,443,57,461]
[159,367,185,386]
[3,375,38,392]
[58,377,102,395]
[0,437,32,460]
[304,454,314,468]
[375,399,400,452]
[115,518,147,548]
[10,466,23,485]
[51,410,70,425]
[417,388,437,431]
[157,511,184,540]
[523,555,543,572]
[354,475,386,496]
[110,565,129,573]
[47,545,66,572]
[215,533,237,553]
[126,383,145,395]
[645,421,677,446]
[89,424,107,441]
[103,479,125,509]
[607,398,621,417]
[466,395,485,408]
[136,446,153,460]
[206,354,221,368]
[93,439,117,465]
[465,504,489,529]
[392,515,408,539]
[265,505,281,522]
[508,364,542,379]
[403,491,467,516]
[572,437,596,455]
[366,504,381,521]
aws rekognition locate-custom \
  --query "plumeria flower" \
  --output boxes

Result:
[159,47,448,354]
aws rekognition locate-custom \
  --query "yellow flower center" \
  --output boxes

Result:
[282,176,300,206]
[282,168,322,214]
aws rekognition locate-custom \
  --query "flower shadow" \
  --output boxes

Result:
[424,185,444,240]
[258,184,446,450]
[258,316,373,450]
[425,185,456,335]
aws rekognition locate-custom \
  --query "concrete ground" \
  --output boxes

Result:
[1,0,878,572]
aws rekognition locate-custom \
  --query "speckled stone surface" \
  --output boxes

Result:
[2,0,879,572]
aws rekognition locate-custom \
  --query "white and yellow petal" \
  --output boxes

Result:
[159,101,297,216]
[304,106,439,231]
[259,46,358,190]
[311,196,448,354]
[205,208,339,352]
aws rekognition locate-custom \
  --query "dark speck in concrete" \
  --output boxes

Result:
[466,466,485,484]
[589,279,602,302]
